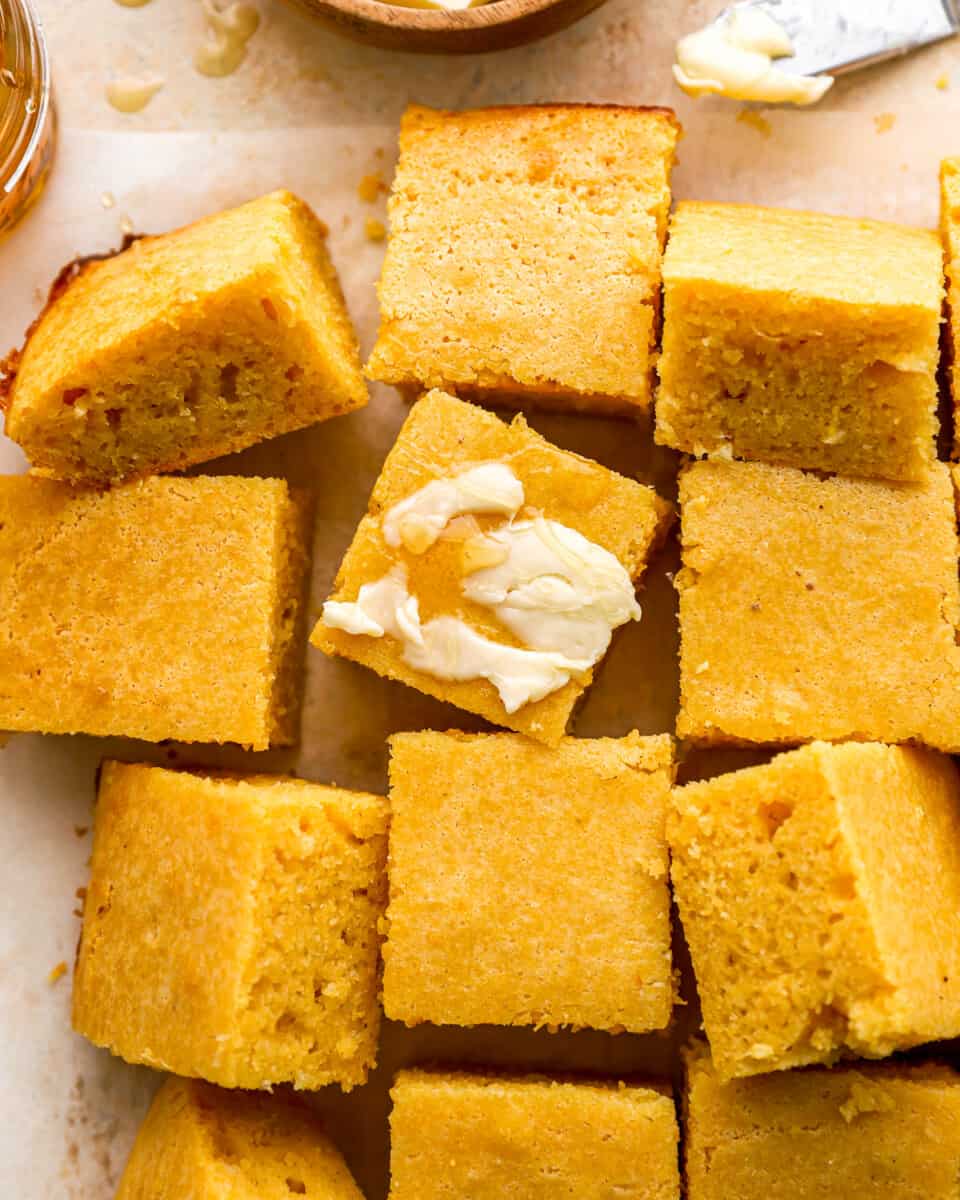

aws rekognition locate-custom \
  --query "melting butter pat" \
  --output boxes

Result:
[674,7,833,106]
[382,463,523,555]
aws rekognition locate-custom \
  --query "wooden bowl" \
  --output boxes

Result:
[283,0,610,53]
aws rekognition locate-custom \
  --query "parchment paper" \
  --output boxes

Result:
[1,100,958,1196]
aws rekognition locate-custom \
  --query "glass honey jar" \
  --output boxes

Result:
[0,0,55,235]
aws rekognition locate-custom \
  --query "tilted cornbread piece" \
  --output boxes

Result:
[656,202,942,481]
[941,158,960,456]
[313,391,671,744]
[676,459,960,749]
[366,104,680,414]
[0,474,311,748]
[389,1070,680,1200]
[670,743,960,1080]
[684,1044,960,1200]
[73,762,388,1090]
[384,731,675,1033]
[0,190,366,484]
[116,1076,364,1200]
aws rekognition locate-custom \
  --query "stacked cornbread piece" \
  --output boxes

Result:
[10,104,960,1200]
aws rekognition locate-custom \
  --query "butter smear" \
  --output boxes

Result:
[674,7,833,106]
[322,464,642,711]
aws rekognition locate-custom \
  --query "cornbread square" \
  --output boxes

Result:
[685,1045,960,1199]
[384,731,675,1032]
[366,104,680,414]
[941,158,960,455]
[390,1070,680,1200]
[670,743,960,1079]
[657,202,942,481]
[676,459,960,750]
[116,1076,364,1200]
[1,190,366,484]
[73,762,388,1090]
[312,390,671,743]
[0,474,311,749]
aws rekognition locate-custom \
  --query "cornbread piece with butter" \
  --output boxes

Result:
[670,743,960,1080]
[73,762,388,1091]
[676,459,960,750]
[1,190,367,485]
[384,730,675,1033]
[685,1044,960,1199]
[390,1070,681,1200]
[941,158,960,456]
[657,202,942,481]
[312,390,672,744]
[0,474,311,748]
[366,104,680,414]
[116,1076,364,1200]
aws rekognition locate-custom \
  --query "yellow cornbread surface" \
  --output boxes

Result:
[312,391,670,743]
[73,762,388,1091]
[0,474,311,749]
[657,202,942,481]
[116,1075,364,1200]
[1,190,366,485]
[389,1070,680,1200]
[684,1045,960,1199]
[676,459,960,750]
[670,743,960,1080]
[384,731,675,1033]
[941,158,960,456]
[366,104,680,414]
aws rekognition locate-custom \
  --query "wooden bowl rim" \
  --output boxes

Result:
[305,0,574,32]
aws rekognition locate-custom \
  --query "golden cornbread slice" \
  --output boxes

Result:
[941,158,960,456]
[0,474,311,749]
[116,1076,364,1200]
[366,104,680,414]
[670,743,960,1080]
[73,762,388,1091]
[676,459,960,749]
[684,1044,960,1199]
[389,1070,680,1200]
[312,390,671,744]
[1,190,366,484]
[384,731,675,1033]
[657,202,942,481]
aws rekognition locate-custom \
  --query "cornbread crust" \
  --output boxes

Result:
[73,762,388,1091]
[941,158,960,456]
[657,202,942,480]
[312,390,672,743]
[684,1045,960,1199]
[676,459,960,750]
[116,1076,364,1199]
[2,190,367,484]
[669,742,960,1079]
[0,474,311,748]
[384,731,676,1033]
[389,1069,681,1200]
[367,104,680,414]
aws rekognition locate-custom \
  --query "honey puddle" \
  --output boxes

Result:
[105,75,164,113]
[195,1,260,78]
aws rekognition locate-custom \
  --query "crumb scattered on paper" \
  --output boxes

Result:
[937,74,951,92]
[48,961,68,985]
[74,825,89,838]
[358,172,386,203]
[365,217,386,242]
[737,109,772,137]
[100,191,115,209]
[119,214,135,236]
[874,112,896,134]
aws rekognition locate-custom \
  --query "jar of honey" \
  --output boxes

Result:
[0,0,55,235]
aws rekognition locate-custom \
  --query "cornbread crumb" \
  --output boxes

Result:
[384,730,675,1033]
[367,103,680,415]
[116,1076,364,1199]
[874,111,897,133]
[685,1045,960,1198]
[657,201,942,480]
[937,74,951,91]
[312,390,671,743]
[390,1070,680,1200]
[357,171,385,202]
[48,962,67,985]
[364,217,386,242]
[0,474,312,749]
[676,459,960,749]
[736,109,771,136]
[72,762,388,1090]
[1,190,367,484]
[671,742,960,1078]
